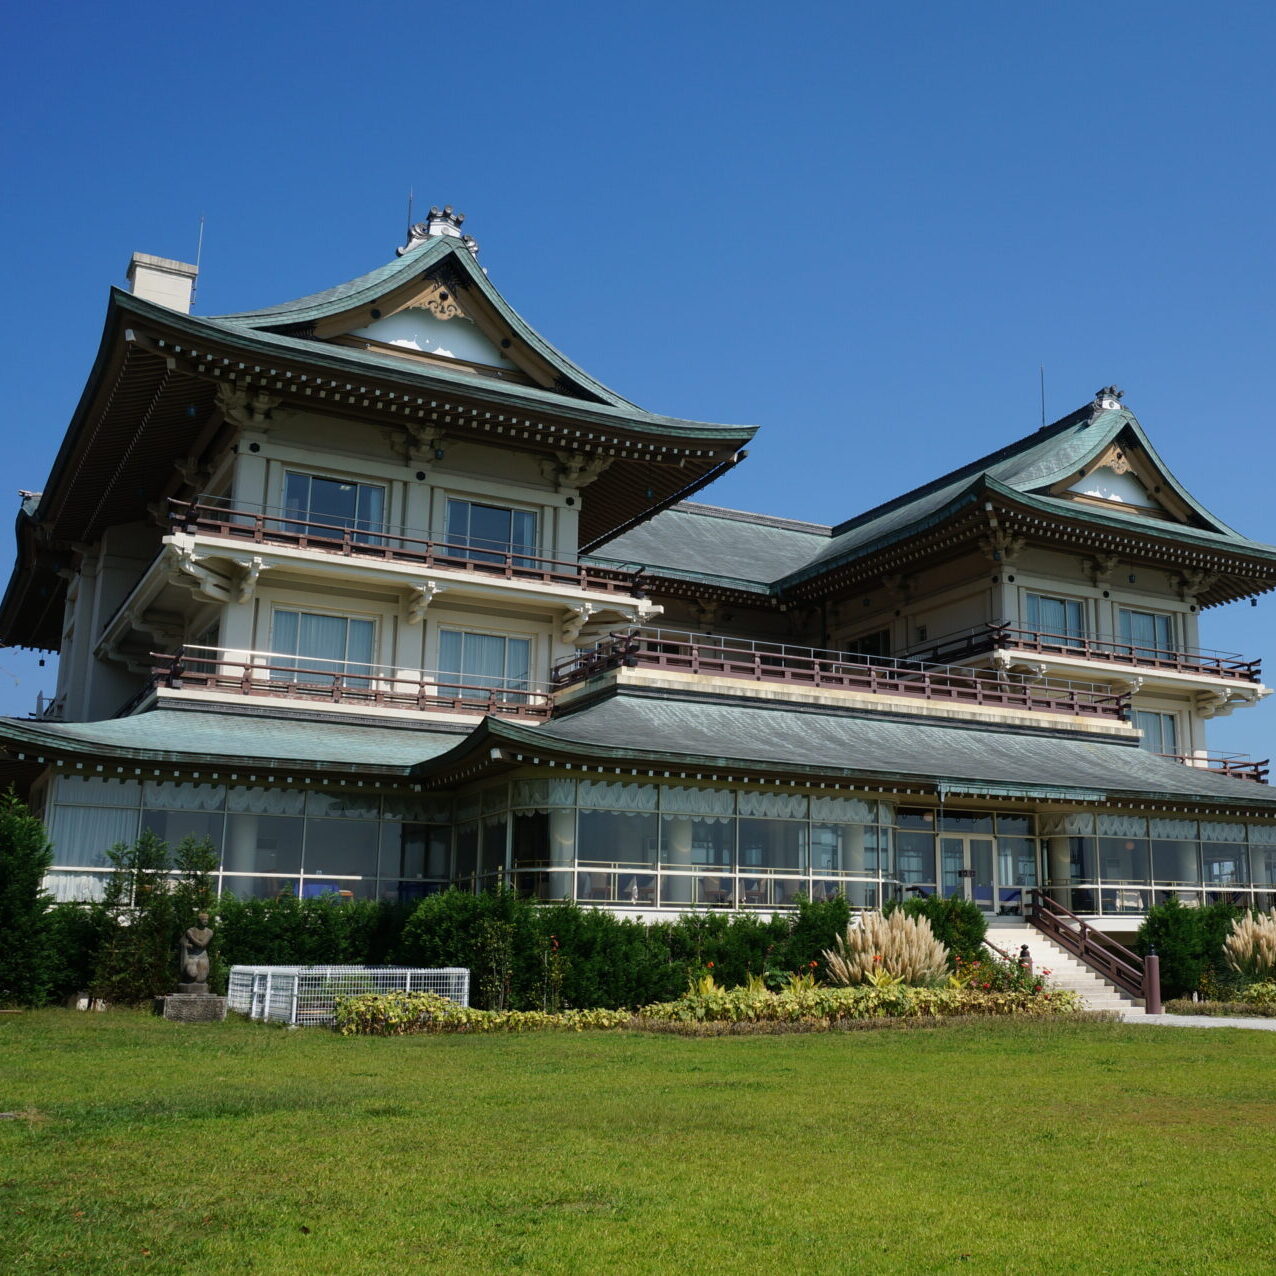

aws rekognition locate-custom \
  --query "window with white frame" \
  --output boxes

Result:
[272,609,376,684]
[1025,593,1086,642]
[1133,709,1179,756]
[438,629,531,698]
[283,471,386,541]
[1118,608,1174,656]
[444,498,537,565]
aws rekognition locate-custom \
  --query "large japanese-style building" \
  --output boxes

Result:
[4,207,1276,937]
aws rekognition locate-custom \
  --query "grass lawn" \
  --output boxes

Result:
[3,1012,1275,1274]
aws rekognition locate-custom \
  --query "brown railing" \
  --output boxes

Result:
[1027,889,1151,1004]
[150,646,551,719]
[1161,752,1270,784]
[553,629,1132,721]
[907,621,1261,682]
[168,498,641,596]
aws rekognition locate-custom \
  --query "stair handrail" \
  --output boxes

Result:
[1026,889,1147,1001]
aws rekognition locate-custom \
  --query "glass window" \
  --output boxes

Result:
[445,498,537,564]
[304,819,379,877]
[272,610,375,684]
[895,831,935,884]
[382,823,451,880]
[223,815,304,874]
[283,471,386,541]
[1025,594,1085,641]
[1151,839,1199,884]
[1118,608,1173,656]
[940,812,994,834]
[660,815,733,867]
[1133,710,1178,756]
[438,630,531,697]
[738,819,805,873]
[811,823,881,874]
[454,823,479,887]
[511,811,550,869]
[844,629,891,658]
[480,817,508,876]
[578,810,657,868]
[997,814,1034,836]
[1203,843,1248,886]
[896,807,937,832]
[220,876,298,900]
[140,809,225,850]
[1098,837,1150,883]
[997,837,1038,886]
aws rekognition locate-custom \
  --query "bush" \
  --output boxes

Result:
[0,790,55,1006]
[1134,898,1245,1000]
[334,990,630,1036]
[885,895,986,964]
[43,903,105,1002]
[1224,909,1276,980]
[824,910,950,987]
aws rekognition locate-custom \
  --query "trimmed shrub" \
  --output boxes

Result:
[334,990,629,1036]
[885,895,986,964]
[1134,898,1244,1000]
[823,910,949,987]
[0,790,55,1006]
[1224,909,1276,980]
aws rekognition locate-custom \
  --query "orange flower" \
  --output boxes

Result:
[707,961,714,969]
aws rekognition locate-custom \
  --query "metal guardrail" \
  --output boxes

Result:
[554,629,1132,721]
[226,965,470,1026]
[1160,752,1269,784]
[904,621,1261,682]
[169,498,641,596]
[150,645,552,719]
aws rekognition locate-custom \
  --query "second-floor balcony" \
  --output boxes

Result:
[905,621,1262,683]
[168,497,642,596]
[139,645,552,721]
[1161,751,1270,784]
[553,628,1133,722]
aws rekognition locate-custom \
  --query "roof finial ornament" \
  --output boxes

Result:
[1093,385,1125,412]
[398,205,480,258]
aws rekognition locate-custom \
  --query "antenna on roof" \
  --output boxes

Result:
[1039,364,1046,428]
[407,187,414,234]
[191,214,206,308]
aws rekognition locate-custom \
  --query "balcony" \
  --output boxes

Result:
[553,629,1132,721]
[905,621,1262,682]
[140,645,552,720]
[1162,752,1270,784]
[167,498,642,596]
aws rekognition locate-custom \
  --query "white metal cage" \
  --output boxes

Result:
[226,965,470,1026]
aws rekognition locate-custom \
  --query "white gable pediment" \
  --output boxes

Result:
[1067,465,1161,510]
[352,308,518,369]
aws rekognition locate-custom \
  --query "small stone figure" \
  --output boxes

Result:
[178,912,215,994]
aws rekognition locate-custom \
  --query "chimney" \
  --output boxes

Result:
[126,252,198,313]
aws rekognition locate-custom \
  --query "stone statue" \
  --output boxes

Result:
[178,912,215,994]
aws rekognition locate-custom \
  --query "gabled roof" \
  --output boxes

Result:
[212,235,639,410]
[587,400,1276,604]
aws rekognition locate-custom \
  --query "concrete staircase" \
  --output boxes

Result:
[985,918,1142,1013]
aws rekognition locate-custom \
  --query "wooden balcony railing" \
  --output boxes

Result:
[1161,752,1270,784]
[906,621,1261,682]
[1027,889,1154,1005]
[149,646,552,719]
[553,629,1132,721]
[168,498,642,596]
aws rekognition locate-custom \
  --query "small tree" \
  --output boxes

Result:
[92,830,179,1004]
[0,789,55,1006]
[823,910,949,986]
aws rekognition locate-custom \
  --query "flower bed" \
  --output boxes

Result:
[335,984,1082,1036]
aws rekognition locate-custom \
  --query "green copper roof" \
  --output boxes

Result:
[463,689,1276,811]
[0,708,465,775]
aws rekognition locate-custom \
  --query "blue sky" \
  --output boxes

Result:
[1,1,1273,756]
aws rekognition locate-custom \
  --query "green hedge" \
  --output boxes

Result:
[1133,898,1244,999]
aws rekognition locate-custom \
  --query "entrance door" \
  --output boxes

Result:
[940,836,997,912]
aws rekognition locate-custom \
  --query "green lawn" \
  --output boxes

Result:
[3,1013,1275,1274]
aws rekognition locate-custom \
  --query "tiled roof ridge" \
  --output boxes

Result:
[672,501,832,536]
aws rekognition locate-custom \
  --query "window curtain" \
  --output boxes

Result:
[1098,814,1149,838]
[142,781,227,812]
[56,776,141,808]
[660,787,735,818]
[226,787,306,816]
[481,785,511,814]
[1199,820,1246,844]
[512,779,576,812]
[1027,595,1084,638]
[577,781,658,812]
[44,871,110,903]
[1149,817,1198,840]
[384,795,454,823]
[305,791,381,820]
[811,796,879,824]
[738,791,809,819]
[1039,812,1095,837]
[1248,823,1276,847]
[48,805,140,867]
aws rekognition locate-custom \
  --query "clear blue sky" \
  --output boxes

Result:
[1,1,1273,756]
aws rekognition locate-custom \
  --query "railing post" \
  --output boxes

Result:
[1143,947,1162,1014]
